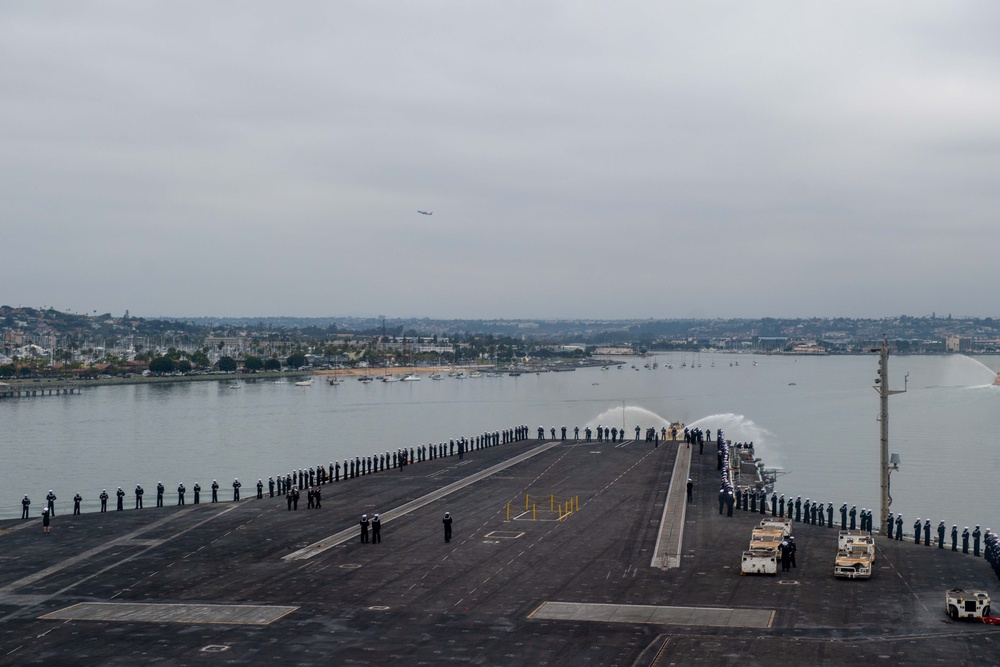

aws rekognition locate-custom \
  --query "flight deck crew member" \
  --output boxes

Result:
[771,493,778,517]
[193,483,200,504]
[42,507,51,535]
[779,539,790,571]
[895,514,903,540]
[849,505,857,530]
[718,488,726,515]
[913,518,922,544]
[938,521,946,549]
[443,512,453,543]
[116,487,125,511]
[963,527,970,553]
[371,514,381,543]
[177,483,185,505]
[99,490,108,512]
[788,536,797,568]
[268,477,275,497]
[686,479,693,503]
[156,482,164,507]
[286,489,293,510]
[135,485,144,509]
[887,512,894,539]
[359,514,370,543]
[21,495,30,519]
[778,495,785,517]
[232,478,241,501]
[211,480,219,503]
[952,525,959,551]
[257,479,263,499]
[46,490,56,516]
[73,493,82,515]
[974,525,982,556]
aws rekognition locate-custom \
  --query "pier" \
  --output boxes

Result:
[1,436,997,665]
[0,382,80,399]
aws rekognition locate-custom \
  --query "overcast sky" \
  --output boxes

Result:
[2,2,999,320]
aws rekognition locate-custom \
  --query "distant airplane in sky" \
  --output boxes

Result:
[417,210,433,215]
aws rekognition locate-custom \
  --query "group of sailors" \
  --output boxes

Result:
[18,425,531,519]
[886,512,990,555]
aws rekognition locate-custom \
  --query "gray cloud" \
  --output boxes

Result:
[2,2,999,318]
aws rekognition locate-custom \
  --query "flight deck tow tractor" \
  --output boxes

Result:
[946,589,1000,624]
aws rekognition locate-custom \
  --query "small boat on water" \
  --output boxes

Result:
[295,378,314,387]
[469,372,482,378]
[327,377,342,385]
[508,371,521,377]
[993,372,1000,386]
[401,373,420,381]
[381,375,398,383]
[429,373,443,380]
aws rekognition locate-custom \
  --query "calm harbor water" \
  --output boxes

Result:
[3,353,998,529]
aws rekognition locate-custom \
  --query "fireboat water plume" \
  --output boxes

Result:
[687,413,782,468]
[944,355,998,388]
[587,405,672,430]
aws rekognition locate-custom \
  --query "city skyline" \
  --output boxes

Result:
[3,3,999,319]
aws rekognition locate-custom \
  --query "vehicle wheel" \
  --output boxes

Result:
[949,605,959,619]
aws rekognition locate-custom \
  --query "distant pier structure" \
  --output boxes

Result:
[0,382,81,399]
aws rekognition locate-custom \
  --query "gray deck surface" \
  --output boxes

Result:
[0,436,997,665]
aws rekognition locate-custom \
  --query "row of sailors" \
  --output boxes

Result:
[535,425,683,443]
[731,487,853,528]
[731,489,992,558]
[716,432,737,516]
[986,532,1000,579]
[273,427,530,494]
[888,512,988,555]
[19,425,530,517]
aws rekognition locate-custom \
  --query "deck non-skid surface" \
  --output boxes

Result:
[1,436,998,666]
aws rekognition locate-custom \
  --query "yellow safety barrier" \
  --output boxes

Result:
[515,494,580,521]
